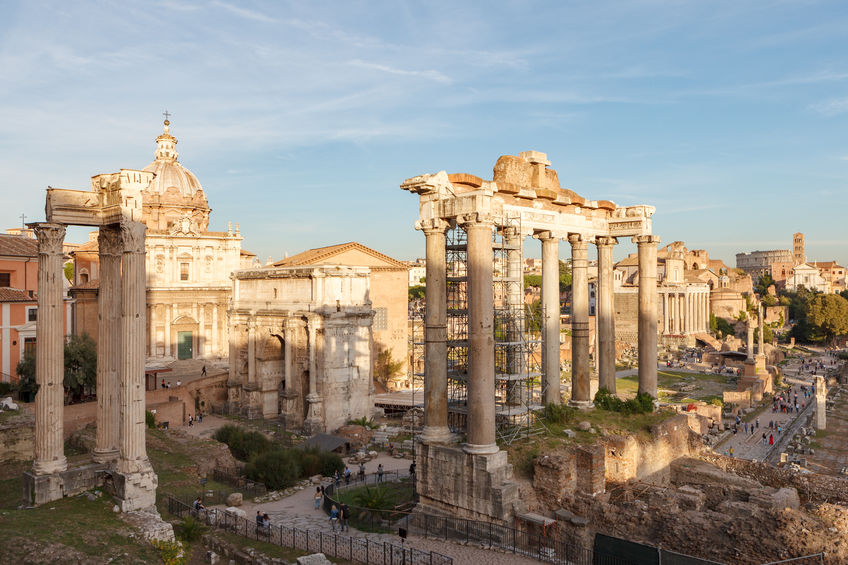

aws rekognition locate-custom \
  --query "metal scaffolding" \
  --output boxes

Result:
[407,218,543,445]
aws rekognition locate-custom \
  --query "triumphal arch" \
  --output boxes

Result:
[401,151,659,521]
[23,169,158,512]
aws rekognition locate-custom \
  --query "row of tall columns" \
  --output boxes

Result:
[418,220,660,449]
[661,291,709,335]
[32,221,153,480]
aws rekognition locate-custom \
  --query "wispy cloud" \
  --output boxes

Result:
[212,1,276,23]
[349,60,451,84]
[809,97,848,117]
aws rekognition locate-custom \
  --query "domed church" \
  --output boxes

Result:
[71,120,257,362]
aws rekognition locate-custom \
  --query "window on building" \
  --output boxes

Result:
[180,263,189,281]
[24,337,36,356]
[373,307,388,330]
[27,307,37,322]
[0,273,9,287]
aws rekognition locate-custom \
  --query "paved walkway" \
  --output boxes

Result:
[193,418,538,564]
[716,349,829,461]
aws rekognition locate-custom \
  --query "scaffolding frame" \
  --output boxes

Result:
[407,216,544,445]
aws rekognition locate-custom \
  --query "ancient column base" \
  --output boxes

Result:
[743,360,758,377]
[415,442,521,522]
[569,399,594,411]
[32,456,68,476]
[462,442,499,455]
[23,462,109,506]
[114,462,158,512]
[92,448,120,464]
[121,508,175,542]
[420,426,455,445]
[302,418,324,436]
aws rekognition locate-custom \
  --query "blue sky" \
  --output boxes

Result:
[2,1,847,266]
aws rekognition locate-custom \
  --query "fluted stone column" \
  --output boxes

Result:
[684,294,691,334]
[758,304,765,354]
[247,318,256,386]
[596,237,617,394]
[662,293,669,335]
[569,235,592,408]
[118,221,152,475]
[539,232,561,405]
[93,226,121,464]
[463,216,497,454]
[32,223,67,475]
[421,221,452,444]
[634,235,659,398]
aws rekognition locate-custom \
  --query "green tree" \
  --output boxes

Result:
[63,262,74,283]
[761,293,778,307]
[755,273,775,296]
[374,348,404,388]
[64,333,97,402]
[559,260,572,292]
[524,274,542,288]
[709,313,736,338]
[841,289,848,302]
[408,285,425,301]
[807,294,848,346]
[525,299,542,332]
[15,350,39,402]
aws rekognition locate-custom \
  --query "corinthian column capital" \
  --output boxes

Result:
[98,225,123,257]
[120,221,146,254]
[595,236,618,248]
[419,218,450,235]
[632,234,661,246]
[33,223,66,255]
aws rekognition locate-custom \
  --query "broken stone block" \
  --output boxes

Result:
[225,492,243,507]
[577,421,591,431]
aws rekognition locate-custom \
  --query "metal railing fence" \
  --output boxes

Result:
[167,495,451,565]
[322,469,414,532]
[210,469,268,498]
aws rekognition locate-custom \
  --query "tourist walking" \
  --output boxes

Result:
[314,487,322,510]
[377,463,384,483]
[201,364,207,377]
[344,466,351,485]
[329,505,339,531]
[340,502,350,532]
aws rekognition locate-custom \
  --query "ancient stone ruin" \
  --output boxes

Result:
[400,151,659,521]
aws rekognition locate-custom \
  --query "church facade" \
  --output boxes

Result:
[71,120,256,362]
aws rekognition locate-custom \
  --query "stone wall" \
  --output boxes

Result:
[416,442,520,522]
[699,452,848,505]
[0,409,34,463]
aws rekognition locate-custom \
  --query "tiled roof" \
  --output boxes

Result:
[273,242,407,269]
[0,287,36,302]
[71,279,100,290]
[0,234,37,257]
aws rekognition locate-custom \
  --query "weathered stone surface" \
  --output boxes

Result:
[121,508,175,542]
[577,421,591,431]
[297,554,332,565]
[225,492,243,507]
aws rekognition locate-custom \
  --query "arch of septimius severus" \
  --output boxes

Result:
[401,151,659,521]
[23,170,158,512]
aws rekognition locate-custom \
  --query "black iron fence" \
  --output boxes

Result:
[322,469,414,532]
[210,469,268,499]
[167,495,452,565]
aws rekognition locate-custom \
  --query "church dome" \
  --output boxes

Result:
[141,119,211,232]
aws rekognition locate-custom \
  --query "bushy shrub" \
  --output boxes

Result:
[145,410,156,429]
[298,447,344,478]
[540,403,576,425]
[246,449,302,490]
[594,387,654,414]
[213,425,272,461]
[176,516,204,542]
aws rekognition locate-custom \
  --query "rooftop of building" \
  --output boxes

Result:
[0,234,38,258]
[273,242,407,270]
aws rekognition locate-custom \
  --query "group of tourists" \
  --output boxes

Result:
[328,502,351,531]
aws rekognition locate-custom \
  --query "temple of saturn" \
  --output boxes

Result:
[23,169,159,512]
[401,151,659,521]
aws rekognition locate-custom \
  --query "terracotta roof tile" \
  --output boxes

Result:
[0,288,36,302]
[0,234,37,257]
[273,242,406,269]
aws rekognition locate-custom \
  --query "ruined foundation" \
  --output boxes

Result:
[416,442,521,522]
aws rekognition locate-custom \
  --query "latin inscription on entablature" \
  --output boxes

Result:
[608,220,646,234]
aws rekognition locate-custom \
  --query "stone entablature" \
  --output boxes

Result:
[228,266,375,432]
